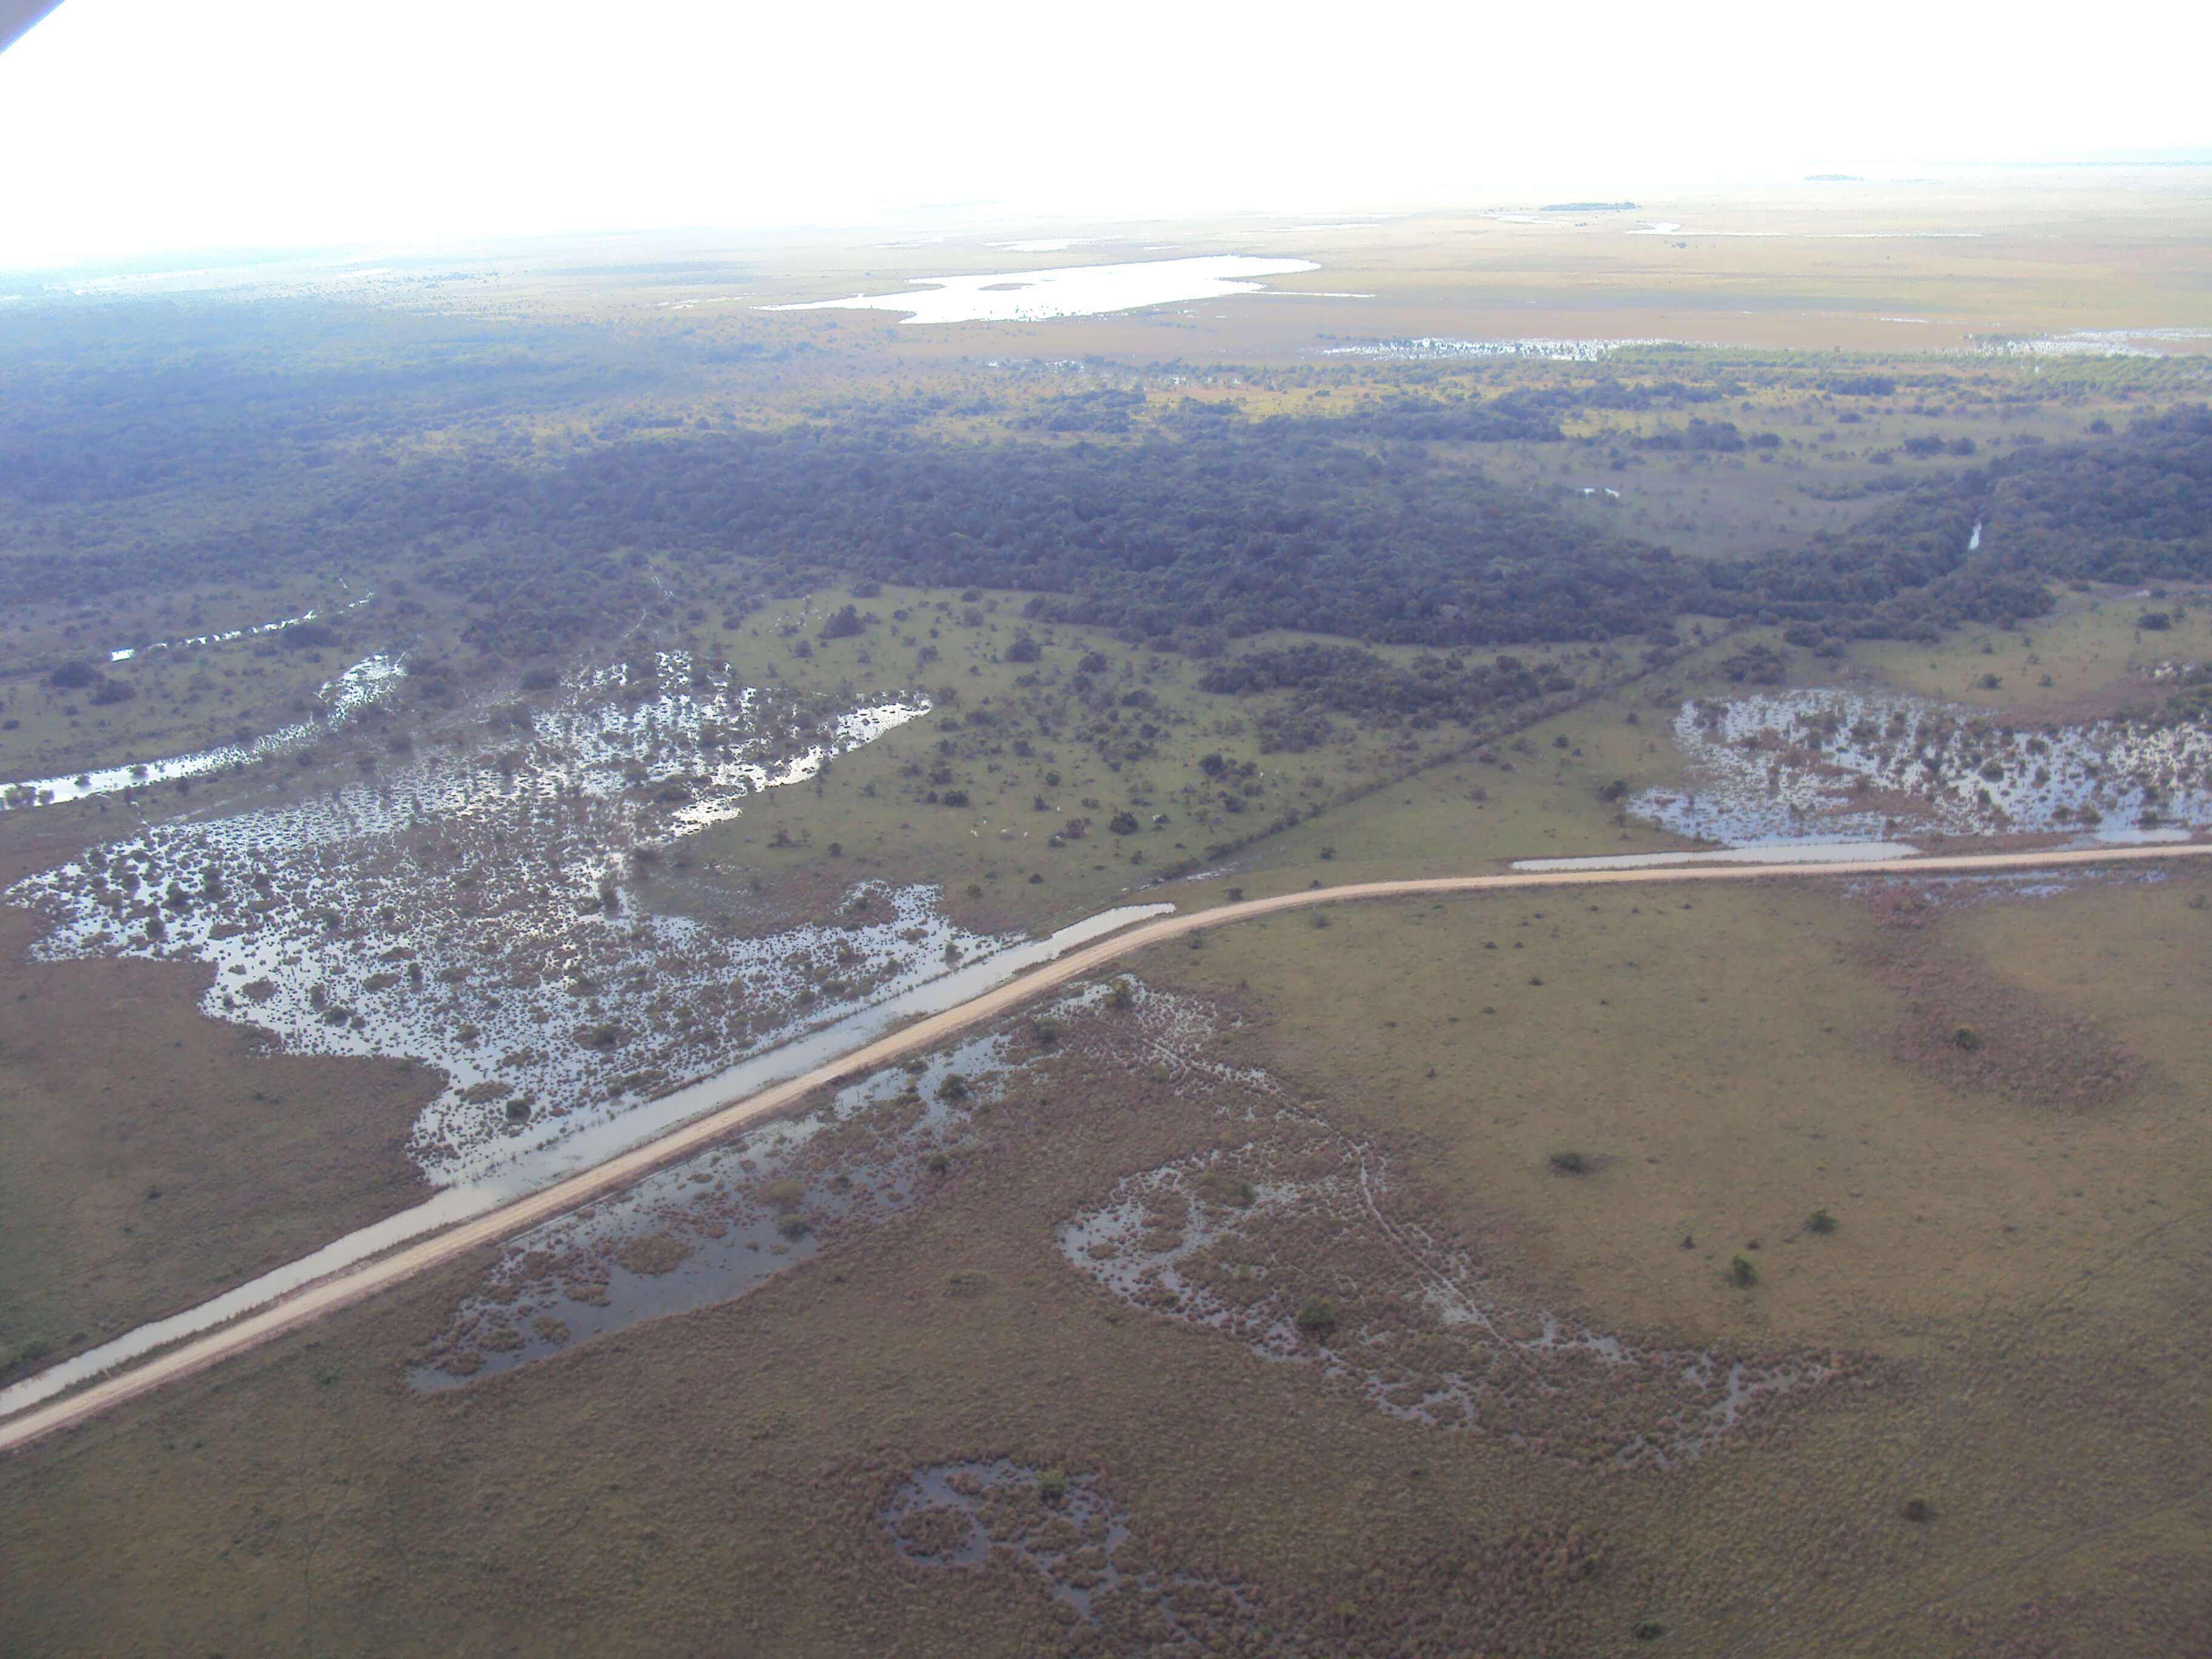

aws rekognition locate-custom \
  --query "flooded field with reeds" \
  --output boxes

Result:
[3,651,978,1179]
[1631,689,2212,845]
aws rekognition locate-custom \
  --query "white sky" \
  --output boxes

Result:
[1,0,2207,269]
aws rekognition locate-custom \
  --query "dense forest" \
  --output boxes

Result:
[1985,404,2212,583]
[4,301,2210,669]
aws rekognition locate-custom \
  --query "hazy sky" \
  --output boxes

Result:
[2,0,2207,268]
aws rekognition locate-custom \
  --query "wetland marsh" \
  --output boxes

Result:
[5,183,2212,1657]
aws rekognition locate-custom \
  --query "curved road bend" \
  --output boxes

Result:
[5,840,2208,1456]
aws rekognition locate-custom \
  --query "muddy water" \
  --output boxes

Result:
[883,1460,1136,1617]
[1063,1147,1842,1466]
[406,977,1254,1387]
[1054,985,1845,1466]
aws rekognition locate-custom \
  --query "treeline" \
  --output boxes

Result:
[0,303,646,511]
[375,415,2130,654]
[7,296,2211,666]
[350,420,1694,653]
[1983,405,2212,585]
[1197,643,1569,728]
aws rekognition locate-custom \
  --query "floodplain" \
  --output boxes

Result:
[4,175,2212,1655]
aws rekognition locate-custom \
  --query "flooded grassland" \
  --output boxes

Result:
[411,976,1854,1476]
[7,863,2212,1657]
[4,652,976,1179]
[1630,688,2212,846]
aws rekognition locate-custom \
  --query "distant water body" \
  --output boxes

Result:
[762,255,1321,325]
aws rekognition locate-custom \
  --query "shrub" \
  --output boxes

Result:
[1900,1497,1934,1524]
[774,1212,812,1238]
[1805,1208,1837,1234]
[763,1178,805,1211]
[1296,1296,1338,1337]
[1108,977,1134,1010]
[1548,1150,1587,1174]
[1037,1468,1068,1503]
[1729,1256,1758,1288]
[1952,1026,1980,1052]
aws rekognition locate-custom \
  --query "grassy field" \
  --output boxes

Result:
[0,905,437,1380]
[537,175,2212,360]
[638,579,1609,936]
[1844,583,2212,717]
[0,580,441,786]
[5,186,2210,1654]
[4,861,2208,1655]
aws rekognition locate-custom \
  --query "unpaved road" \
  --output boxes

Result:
[4,841,2206,1456]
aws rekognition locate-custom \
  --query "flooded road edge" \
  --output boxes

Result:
[4,838,2209,1453]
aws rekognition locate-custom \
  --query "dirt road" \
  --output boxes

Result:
[4,840,2205,1455]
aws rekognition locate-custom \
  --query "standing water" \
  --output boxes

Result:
[0,900,1173,1421]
